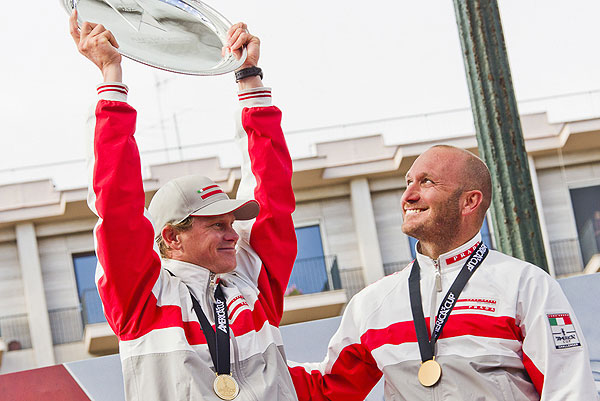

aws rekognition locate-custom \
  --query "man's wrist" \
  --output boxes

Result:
[102,63,123,83]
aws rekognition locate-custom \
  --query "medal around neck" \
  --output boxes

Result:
[214,374,239,400]
[62,0,247,75]
[418,358,442,387]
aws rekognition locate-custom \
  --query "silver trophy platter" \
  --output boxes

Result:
[63,0,246,75]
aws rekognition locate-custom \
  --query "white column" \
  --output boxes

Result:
[527,155,557,277]
[350,178,385,285]
[15,223,55,367]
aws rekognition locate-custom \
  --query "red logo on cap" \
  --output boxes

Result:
[198,185,224,199]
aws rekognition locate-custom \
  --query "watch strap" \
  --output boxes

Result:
[235,66,263,82]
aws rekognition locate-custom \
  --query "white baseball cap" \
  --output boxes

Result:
[149,175,259,238]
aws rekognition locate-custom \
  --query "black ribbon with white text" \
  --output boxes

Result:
[408,242,489,362]
[189,284,231,375]
[165,270,231,375]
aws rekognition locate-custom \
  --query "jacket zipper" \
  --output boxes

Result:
[207,272,217,303]
[433,259,442,293]
[231,328,259,401]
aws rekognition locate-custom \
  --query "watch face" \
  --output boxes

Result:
[63,0,247,75]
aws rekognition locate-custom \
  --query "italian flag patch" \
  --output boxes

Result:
[547,313,581,349]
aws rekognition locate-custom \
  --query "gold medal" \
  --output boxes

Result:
[213,374,239,400]
[418,359,442,387]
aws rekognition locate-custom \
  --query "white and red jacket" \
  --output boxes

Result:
[87,83,298,401]
[290,233,598,400]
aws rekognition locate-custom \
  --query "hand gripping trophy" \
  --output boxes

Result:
[62,0,247,75]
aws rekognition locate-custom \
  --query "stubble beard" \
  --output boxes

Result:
[402,190,463,246]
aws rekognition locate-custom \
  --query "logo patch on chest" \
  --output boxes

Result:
[547,313,581,349]
[453,297,497,313]
[228,295,250,322]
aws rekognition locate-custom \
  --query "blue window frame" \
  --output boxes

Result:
[72,253,106,324]
[287,225,329,295]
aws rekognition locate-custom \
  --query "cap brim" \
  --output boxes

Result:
[189,199,259,221]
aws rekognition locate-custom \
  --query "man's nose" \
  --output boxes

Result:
[224,226,239,242]
[401,183,419,203]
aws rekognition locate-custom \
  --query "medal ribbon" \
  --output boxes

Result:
[189,284,231,375]
[409,242,489,362]
[165,270,231,375]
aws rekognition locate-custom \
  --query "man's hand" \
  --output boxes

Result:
[226,22,260,70]
[69,10,123,82]
[224,22,263,90]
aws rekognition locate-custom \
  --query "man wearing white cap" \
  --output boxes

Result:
[69,11,298,401]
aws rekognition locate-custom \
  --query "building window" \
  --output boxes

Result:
[287,225,331,295]
[569,185,600,266]
[72,253,106,324]
[408,217,494,259]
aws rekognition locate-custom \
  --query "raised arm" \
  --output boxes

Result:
[71,11,162,339]
[228,23,297,325]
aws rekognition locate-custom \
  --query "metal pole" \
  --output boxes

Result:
[453,0,549,272]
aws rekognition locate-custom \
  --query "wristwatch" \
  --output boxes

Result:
[235,66,263,82]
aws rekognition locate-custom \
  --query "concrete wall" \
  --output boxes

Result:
[0,241,25,316]
[372,189,413,266]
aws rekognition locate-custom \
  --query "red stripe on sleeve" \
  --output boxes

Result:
[97,88,128,95]
[289,342,382,401]
[238,94,272,101]
[522,351,544,395]
[238,90,271,100]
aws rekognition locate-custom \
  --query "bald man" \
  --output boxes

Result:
[289,145,598,400]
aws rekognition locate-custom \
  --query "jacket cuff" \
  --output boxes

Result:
[238,87,272,108]
[97,83,129,102]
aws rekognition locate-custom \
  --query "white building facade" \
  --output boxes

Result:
[0,108,599,374]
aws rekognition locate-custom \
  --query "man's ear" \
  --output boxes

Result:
[161,225,182,251]
[461,190,484,217]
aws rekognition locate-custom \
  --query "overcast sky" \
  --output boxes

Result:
[1,1,600,188]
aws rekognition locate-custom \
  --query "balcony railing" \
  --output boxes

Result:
[287,255,372,302]
[49,307,84,345]
[0,313,32,351]
[338,267,365,301]
[550,238,584,276]
[47,289,106,345]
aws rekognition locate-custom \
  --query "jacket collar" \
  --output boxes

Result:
[414,233,482,274]
[162,258,216,295]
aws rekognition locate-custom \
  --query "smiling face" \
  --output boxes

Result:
[172,213,239,274]
[401,147,467,255]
